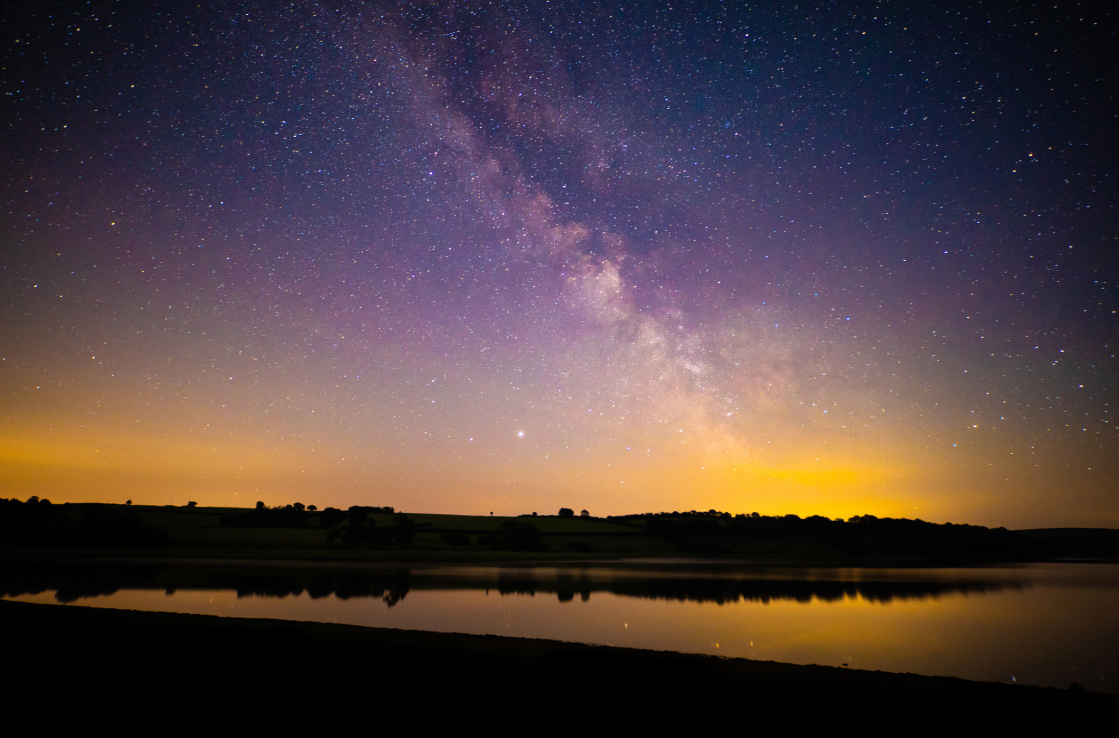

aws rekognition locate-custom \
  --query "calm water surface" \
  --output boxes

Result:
[6,560,1118,693]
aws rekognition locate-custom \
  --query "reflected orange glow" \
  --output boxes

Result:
[8,562,1119,693]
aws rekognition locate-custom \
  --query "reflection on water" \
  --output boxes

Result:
[0,559,1028,604]
[4,559,1118,694]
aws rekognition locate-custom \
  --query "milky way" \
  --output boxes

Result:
[2,1,1115,527]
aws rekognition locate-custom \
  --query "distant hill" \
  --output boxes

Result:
[4,498,1104,564]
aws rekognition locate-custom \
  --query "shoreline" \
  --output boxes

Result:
[4,598,1114,715]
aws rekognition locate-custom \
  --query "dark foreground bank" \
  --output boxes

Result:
[4,599,1113,719]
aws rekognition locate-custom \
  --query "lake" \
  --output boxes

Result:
[4,559,1118,693]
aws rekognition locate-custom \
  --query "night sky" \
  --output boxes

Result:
[2,1,1115,528]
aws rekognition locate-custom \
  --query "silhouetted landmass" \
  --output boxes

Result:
[221,504,311,528]
[440,532,470,546]
[493,519,547,551]
[0,498,1103,563]
[0,498,166,547]
[331,510,417,547]
[3,599,1113,719]
[614,510,1049,562]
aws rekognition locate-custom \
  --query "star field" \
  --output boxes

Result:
[2,1,1116,527]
